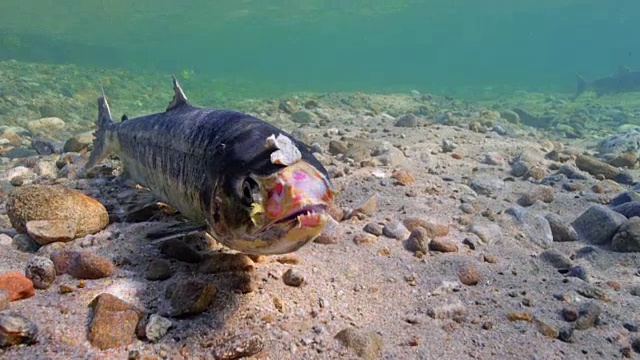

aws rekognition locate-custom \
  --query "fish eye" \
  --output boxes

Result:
[241,177,259,205]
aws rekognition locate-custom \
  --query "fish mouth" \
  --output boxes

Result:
[274,204,328,225]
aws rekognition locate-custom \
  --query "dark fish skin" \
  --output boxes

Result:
[107,104,328,223]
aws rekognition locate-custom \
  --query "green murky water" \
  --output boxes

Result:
[1,1,639,99]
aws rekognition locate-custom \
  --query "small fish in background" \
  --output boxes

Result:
[575,65,640,97]
[82,76,334,255]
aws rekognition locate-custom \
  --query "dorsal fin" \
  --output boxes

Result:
[166,75,189,111]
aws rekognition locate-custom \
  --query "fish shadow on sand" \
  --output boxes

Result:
[93,184,254,344]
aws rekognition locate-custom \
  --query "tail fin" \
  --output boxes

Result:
[576,74,588,97]
[82,93,115,175]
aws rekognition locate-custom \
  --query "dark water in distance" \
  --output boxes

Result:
[1,0,639,97]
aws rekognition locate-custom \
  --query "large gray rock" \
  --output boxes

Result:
[571,205,626,245]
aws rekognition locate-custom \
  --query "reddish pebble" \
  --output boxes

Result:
[0,272,35,301]
[50,249,114,279]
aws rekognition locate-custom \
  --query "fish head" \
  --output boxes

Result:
[211,160,334,255]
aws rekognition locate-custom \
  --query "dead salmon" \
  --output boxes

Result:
[83,77,334,255]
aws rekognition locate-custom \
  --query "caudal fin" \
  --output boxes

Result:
[82,93,115,174]
[576,74,588,97]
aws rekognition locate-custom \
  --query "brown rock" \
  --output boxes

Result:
[211,333,264,360]
[575,154,620,180]
[609,151,638,168]
[335,328,383,360]
[63,131,94,153]
[391,169,415,185]
[507,312,533,322]
[353,233,377,245]
[25,220,77,245]
[328,140,348,155]
[458,262,479,285]
[198,253,254,273]
[0,312,38,348]
[50,249,115,279]
[429,238,458,253]
[6,185,109,238]
[314,216,341,244]
[88,293,142,350]
[0,272,35,301]
[347,194,378,219]
[165,280,215,317]
[402,218,449,237]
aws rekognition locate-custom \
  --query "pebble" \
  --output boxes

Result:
[159,239,202,263]
[363,222,383,236]
[382,220,410,240]
[11,233,40,253]
[211,333,264,360]
[468,223,502,245]
[633,338,640,354]
[458,262,479,285]
[403,218,449,237]
[0,272,35,301]
[612,201,640,218]
[507,312,533,322]
[291,110,315,124]
[63,131,93,153]
[505,206,553,248]
[0,312,38,348]
[405,228,429,253]
[391,169,415,185]
[165,279,215,316]
[545,213,579,242]
[394,114,418,127]
[429,238,458,253]
[315,216,341,244]
[535,319,559,338]
[88,293,142,350]
[469,175,506,196]
[571,204,626,245]
[347,194,378,219]
[611,216,640,252]
[562,307,579,322]
[51,249,114,279]
[577,286,611,302]
[611,191,640,207]
[334,328,383,360]
[198,253,254,273]
[482,152,504,166]
[624,323,639,332]
[353,233,377,245]
[25,220,77,245]
[427,301,466,319]
[575,154,621,179]
[441,139,457,153]
[328,140,348,156]
[282,269,305,287]
[566,265,590,282]
[24,256,56,289]
[517,186,554,206]
[574,302,601,330]
[511,160,529,177]
[539,249,572,270]
[558,327,574,343]
[6,185,109,238]
[0,290,8,311]
[144,314,172,343]
[145,259,173,281]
